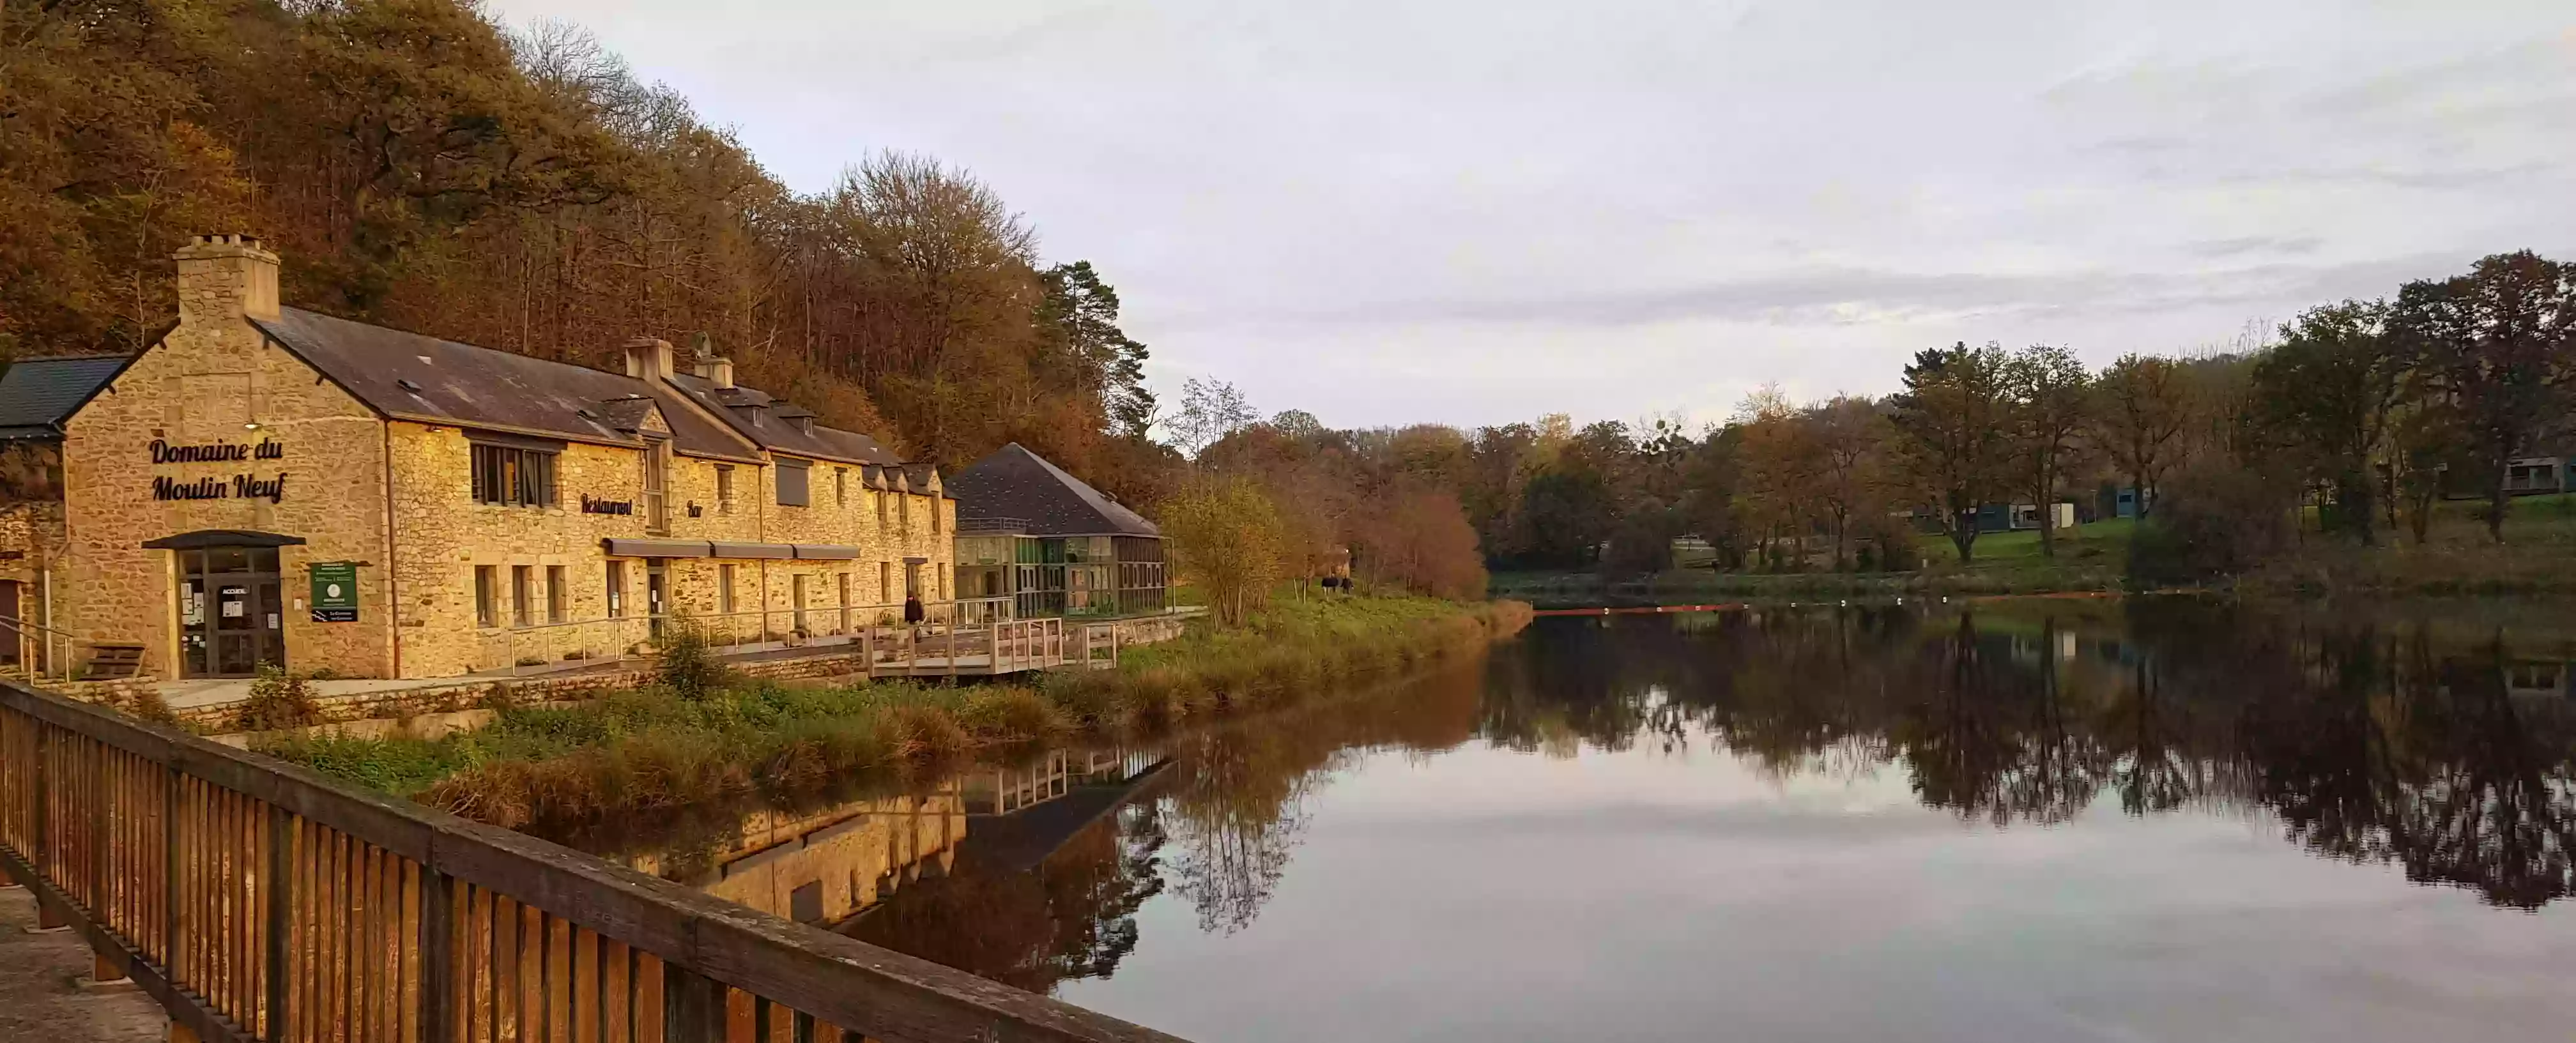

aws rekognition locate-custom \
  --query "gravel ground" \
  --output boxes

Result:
[0,886,167,1043]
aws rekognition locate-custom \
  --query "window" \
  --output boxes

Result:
[931,497,942,534]
[778,460,810,507]
[511,565,533,627]
[716,466,735,512]
[475,566,498,628]
[642,441,670,535]
[835,468,848,505]
[792,574,808,632]
[873,491,886,527]
[546,565,567,624]
[719,563,737,614]
[606,562,626,618]
[878,561,891,602]
[471,443,557,507]
[898,494,910,535]
[837,572,852,630]
[937,564,947,600]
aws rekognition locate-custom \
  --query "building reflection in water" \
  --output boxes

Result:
[615,599,2576,997]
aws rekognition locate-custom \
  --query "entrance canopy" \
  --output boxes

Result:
[142,529,307,550]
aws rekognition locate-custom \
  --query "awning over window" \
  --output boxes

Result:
[142,529,308,550]
[601,538,857,560]
[602,538,712,558]
[709,542,794,559]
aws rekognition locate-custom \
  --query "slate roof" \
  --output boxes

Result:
[0,355,132,441]
[947,443,1159,538]
[663,372,901,468]
[251,308,763,462]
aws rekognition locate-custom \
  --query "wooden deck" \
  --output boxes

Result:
[0,678,1188,1043]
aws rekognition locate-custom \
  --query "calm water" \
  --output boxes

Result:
[588,599,2576,1041]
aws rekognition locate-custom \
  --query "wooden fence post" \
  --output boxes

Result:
[420,869,454,1043]
[263,805,289,1035]
[663,963,724,1043]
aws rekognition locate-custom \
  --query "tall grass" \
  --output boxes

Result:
[1038,596,1533,729]
[266,596,1533,830]
[265,680,1068,829]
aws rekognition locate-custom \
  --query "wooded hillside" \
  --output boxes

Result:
[1,0,1162,484]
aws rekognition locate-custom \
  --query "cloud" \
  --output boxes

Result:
[1164,254,2480,332]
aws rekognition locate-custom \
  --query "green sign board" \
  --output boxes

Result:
[310,561,358,623]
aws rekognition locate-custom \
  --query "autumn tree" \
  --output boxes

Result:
[2391,251,2576,542]
[1732,386,1817,568]
[1891,342,2013,563]
[1354,488,1487,598]
[2005,344,2091,558]
[1807,395,1890,569]
[1158,476,1285,625]
[2251,300,2407,544]
[2095,354,2191,517]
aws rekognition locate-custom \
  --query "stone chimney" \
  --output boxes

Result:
[687,331,733,388]
[623,338,673,381]
[693,354,734,389]
[172,234,280,326]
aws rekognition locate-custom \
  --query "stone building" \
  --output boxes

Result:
[0,354,129,668]
[43,234,955,680]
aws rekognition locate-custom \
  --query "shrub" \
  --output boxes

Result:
[2129,459,2299,585]
[654,614,732,699]
[234,665,323,733]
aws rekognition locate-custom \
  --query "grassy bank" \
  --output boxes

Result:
[1494,522,2132,605]
[266,595,1532,828]
[1503,495,2576,605]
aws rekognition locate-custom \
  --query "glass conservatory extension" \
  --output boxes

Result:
[955,533,1165,619]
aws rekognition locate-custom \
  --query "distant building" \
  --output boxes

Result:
[948,443,1165,618]
[0,354,128,667]
[2503,456,2568,496]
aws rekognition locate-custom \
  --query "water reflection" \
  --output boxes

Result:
[597,598,2576,1025]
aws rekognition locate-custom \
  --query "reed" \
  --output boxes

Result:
[264,596,1533,829]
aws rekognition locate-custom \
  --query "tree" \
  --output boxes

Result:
[1515,464,1616,568]
[1158,476,1285,625]
[1356,488,1487,598]
[2251,300,2407,544]
[1039,261,1155,439]
[2095,354,2190,517]
[1891,342,2013,563]
[1166,379,1255,459]
[2005,344,2092,558]
[1807,397,1889,569]
[1268,409,1323,441]
[1733,386,1820,569]
[2391,251,2576,542]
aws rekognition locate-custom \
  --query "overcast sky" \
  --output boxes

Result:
[487,0,2576,432]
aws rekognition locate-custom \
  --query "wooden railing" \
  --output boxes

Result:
[0,680,1185,1043]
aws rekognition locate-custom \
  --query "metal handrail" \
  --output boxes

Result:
[0,613,79,685]
[475,597,1031,677]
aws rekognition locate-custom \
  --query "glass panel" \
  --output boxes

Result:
[214,585,252,630]
[206,547,252,574]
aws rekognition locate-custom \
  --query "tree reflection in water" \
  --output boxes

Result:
[834,600,2576,994]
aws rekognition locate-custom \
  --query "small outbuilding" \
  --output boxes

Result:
[947,443,1165,619]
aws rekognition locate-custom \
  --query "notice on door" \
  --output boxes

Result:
[309,561,359,623]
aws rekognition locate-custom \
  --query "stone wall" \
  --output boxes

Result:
[385,421,677,677]
[59,236,395,680]
[52,236,958,683]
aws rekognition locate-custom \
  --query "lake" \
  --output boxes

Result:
[584,598,2576,1042]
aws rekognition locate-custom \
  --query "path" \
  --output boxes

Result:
[0,888,168,1043]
